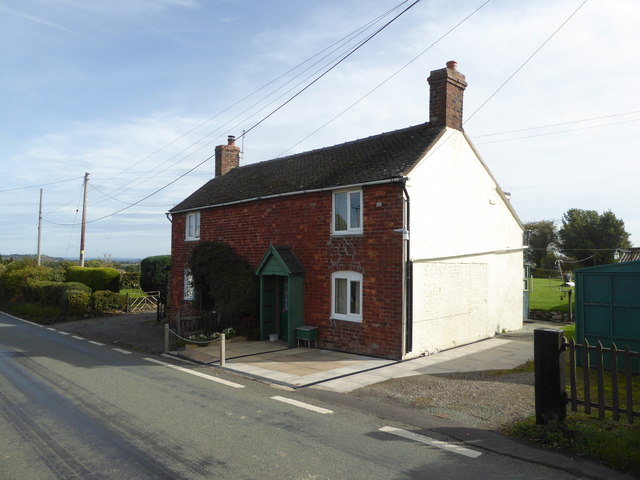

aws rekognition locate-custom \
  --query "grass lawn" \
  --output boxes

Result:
[530,277,574,312]
[506,323,640,475]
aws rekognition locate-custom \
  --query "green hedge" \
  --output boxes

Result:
[92,290,127,312]
[0,265,57,301]
[66,266,120,292]
[26,280,92,314]
[140,255,170,296]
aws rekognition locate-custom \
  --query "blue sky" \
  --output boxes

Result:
[1,0,639,260]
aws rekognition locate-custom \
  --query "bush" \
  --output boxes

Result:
[140,255,170,294]
[120,271,140,290]
[26,280,91,308]
[0,264,57,301]
[66,266,120,292]
[189,242,258,326]
[93,290,127,312]
[65,288,91,315]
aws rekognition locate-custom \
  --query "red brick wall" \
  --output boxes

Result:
[169,182,405,359]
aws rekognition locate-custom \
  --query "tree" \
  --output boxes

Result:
[558,209,631,268]
[524,220,558,268]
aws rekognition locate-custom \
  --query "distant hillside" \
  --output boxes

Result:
[1,254,66,263]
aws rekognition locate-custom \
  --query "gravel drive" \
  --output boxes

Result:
[352,369,535,430]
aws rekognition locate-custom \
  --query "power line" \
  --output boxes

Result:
[90,2,411,204]
[473,109,640,138]
[474,117,640,145]
[277,0,491,157]
[237,0,423,140]
[463,0,589,126]
[46,1,423,225]
[0,176,81,193]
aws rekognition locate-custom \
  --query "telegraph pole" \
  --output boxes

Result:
[79,172,89,267]
[37,188,43,266]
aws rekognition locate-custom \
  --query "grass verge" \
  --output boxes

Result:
[506,414,640,475]
[506,323,640,475]
[0,301,63,324]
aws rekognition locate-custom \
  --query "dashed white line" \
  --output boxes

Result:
[88,340,105,346]
[112,348,132,354]
[271,396,333,414]
[46,327,56,331]
[379,426,481,458]
[71,335,85,340]
[58,331,70,336]
[143,357,245,389]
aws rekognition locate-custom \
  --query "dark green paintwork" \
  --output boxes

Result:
[575,260,640,369]
[256,246,305,348]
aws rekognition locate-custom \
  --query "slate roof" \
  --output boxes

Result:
[170,122,444,213]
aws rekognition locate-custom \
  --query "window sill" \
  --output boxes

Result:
[331,231,363,237]
[331,315,362,323]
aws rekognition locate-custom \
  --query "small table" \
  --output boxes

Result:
[296,326,319,348]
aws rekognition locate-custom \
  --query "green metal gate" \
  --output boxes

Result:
[575,260,640,368]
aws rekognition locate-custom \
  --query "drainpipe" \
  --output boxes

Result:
[402,183,413,355]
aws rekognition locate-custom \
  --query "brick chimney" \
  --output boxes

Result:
[427,60,467,130]
[215,135,240,177]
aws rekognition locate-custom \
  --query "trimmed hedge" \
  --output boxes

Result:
[26,280,92,314]
[93,290,127,312]
[140,255,170,295]
[66,266,120,292]
[0,265,57,301]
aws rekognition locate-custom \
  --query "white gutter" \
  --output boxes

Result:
[168,177,407,215]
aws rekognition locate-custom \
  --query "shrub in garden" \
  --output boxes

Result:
[140,255,170,294]
[66,266,120,292]
[93,290,127,312]
[120,271,141,290]
[0,264,57,301]
[188,241,258,327]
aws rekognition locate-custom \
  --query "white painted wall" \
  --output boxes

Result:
[405,129,524,358]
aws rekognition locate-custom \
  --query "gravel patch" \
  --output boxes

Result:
[352,370,535,430]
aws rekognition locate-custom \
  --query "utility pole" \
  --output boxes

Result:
[79,172,89,267]
[37,188,43,266]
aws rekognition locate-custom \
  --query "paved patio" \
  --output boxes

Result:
[170,321,552,392]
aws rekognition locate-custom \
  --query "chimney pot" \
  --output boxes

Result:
[227,135,236,145]
[446,60,457,70]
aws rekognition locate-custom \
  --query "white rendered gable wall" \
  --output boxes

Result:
[405,128,524,358]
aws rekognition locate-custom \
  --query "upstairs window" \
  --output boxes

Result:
[333,189,362,234]
[185,211,200,241]
[332,271,362,322]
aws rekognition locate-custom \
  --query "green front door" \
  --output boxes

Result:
[261,276,289,341]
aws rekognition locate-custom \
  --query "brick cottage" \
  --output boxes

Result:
[167,62,525,360]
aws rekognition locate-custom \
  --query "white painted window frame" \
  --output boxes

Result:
[185,211,200,241]
[331,271,363,322]
[332,189,363,235]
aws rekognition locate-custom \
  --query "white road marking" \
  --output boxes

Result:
[58,331,70,335]
[271,396,333,414]
[88,340,105,346]
[71,335,85,340]
[379,426,482,459]
[46,327,56,331]
[143,357,245,389]
[0,311,41,326]
[112,348,132,354]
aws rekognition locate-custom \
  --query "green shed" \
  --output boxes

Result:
[255,245,305,347]
[575,260,640,364]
